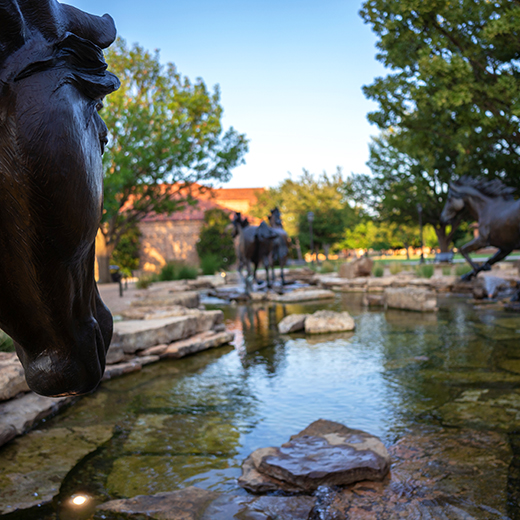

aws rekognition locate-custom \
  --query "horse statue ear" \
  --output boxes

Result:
[0,0,116,62]
[60,4,117,48]
[0,1,26,65]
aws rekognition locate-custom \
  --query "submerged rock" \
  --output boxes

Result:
[0,425,112,514]
[239,419,390,493]
[305,311,355,334]
[96,486,316,520]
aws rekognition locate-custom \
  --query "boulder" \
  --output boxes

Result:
[338,257,374,279]
[0,353,29,402]
[304,310,355,334]
[278,314,309,334]
[238,419,390,493]
[96,486,316,520]
[384,287,438,312]
[363,294,385,307]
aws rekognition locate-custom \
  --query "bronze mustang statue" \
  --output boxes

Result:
[440,176,520,281]
[0,0,120,396]
[268,208,290,287]
[232,212,278,292]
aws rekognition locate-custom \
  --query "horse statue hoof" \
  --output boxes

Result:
[460,271,475,282]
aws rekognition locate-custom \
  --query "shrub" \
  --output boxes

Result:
[373,265,384,277]
[0,331,14,353]
[177,264,198,280]
[442,266,452,276]
[200,254,221,275]
[196,209,236,271]
[455,263,473,276]
[319,260,336,274]
[159,261,198,281]
[136,274,155,289]
[389,262,403,275]
[416,264,434,278]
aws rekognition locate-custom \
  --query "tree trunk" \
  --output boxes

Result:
[323,244,330,260]
[294,236,303,261]
[95,229,114,284]
[435,225,452,253]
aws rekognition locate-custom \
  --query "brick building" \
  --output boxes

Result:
[138,186,265,273]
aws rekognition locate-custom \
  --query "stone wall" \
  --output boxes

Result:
[139,220,203,273]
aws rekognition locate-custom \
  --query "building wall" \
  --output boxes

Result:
[138,220,203,273]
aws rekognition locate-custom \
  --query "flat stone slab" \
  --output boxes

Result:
[112,315,200,354]
[159,330,234,359]
[304,310,355,334]
[131,290,200,309]
[0,392,72,447]
[239,419,390,493]
[0,425,112,514]
[96,486,316,520]
[278,314,309,334]
[268,289,335,303]
[384,287,438,312]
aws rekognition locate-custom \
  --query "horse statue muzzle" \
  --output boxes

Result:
[0,0,120,396]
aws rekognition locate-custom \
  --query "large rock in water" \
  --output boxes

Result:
[238,419,390,494]
[338,257,374,279]
[304,310,355,334]
[278,314,309,334]
[384,287,438,312]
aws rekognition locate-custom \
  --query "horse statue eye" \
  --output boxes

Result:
[96,101,104,112]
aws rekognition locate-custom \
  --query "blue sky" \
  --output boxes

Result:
[67,0,387,188]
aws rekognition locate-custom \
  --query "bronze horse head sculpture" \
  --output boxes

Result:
[440,176,520,281]
[0,0,120,396]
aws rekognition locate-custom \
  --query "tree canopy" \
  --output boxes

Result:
[97,38,248,281]
[252,169,359,257]
[355,0,520,250]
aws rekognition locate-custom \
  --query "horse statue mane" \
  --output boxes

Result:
[453,176,516,200]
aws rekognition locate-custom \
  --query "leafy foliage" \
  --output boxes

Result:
[111,225,141,277]
[98,38,248,279]
[252,169,359,253]
[356,0,520,250]
[158,262,198,281]
[196,209,236,271]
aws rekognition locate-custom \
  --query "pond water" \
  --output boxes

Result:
[2,293,520,519]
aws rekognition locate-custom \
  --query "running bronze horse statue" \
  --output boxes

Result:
[268,208,290,287]
[0,1,120,396]
[232,212,278,292]
[440,176,520,281]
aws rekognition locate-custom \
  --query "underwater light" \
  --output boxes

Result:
[71,494,88,506]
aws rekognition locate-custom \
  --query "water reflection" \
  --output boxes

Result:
[2,294,520,518]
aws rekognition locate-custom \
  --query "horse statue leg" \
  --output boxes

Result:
[458,236,492,280]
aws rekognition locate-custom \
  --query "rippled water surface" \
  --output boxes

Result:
[3,293,520,518]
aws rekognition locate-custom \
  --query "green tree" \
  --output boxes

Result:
[252,168,359,258]
[357,0,520,250]
[111,225,141,277]
[196,209,236,272]
[97,38,248,282]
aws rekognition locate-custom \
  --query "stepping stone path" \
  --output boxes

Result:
[238,419,390,494]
